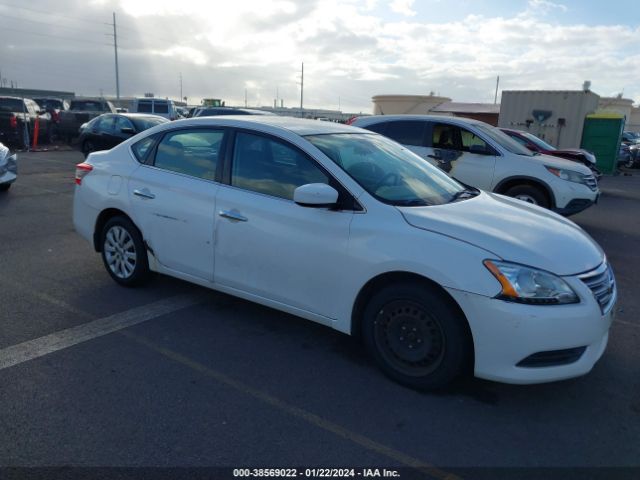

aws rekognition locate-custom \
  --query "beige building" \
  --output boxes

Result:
[371,94,500,125]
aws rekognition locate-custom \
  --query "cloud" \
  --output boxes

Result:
[2,0,640,112]
[389,0,416,17]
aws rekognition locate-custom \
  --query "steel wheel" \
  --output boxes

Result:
[103,225,137,279]
[374,299,446,377]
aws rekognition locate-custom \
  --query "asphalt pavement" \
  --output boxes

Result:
[0,150,638,480]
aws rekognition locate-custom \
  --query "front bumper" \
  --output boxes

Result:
[554,196,597,216]
[446,275,614,384]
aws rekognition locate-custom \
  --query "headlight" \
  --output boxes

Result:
[545,166,589,185]
[484,260,579,305]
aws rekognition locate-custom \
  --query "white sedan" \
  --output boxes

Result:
[0,142,17,192]
[73,116,616,390]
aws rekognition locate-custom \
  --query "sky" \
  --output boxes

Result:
[1,0,639,113]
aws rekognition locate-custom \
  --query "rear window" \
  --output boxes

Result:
[154,103,169,114]
[364,122,389,135]
[384,121,427,147]
[137,101,153,113]
[131,116,168,131]
[34,99,63,110]
[70,101,107,111]
[0,98,24,112]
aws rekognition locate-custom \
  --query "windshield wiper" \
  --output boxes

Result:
[393,199,430,207]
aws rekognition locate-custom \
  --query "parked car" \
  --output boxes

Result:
[0,141,17,191]
[58,98,116,142]
[0,96,53,148]
[193,107,275,117]
[618,143,633,169]
[621,131,640,145]
[78,113,168,157]
[132,98,178,120]
[352,115,599,216]
[73,116,615,390]
[500,128,601,178]
[33,97,69,138]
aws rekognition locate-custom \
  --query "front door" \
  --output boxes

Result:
[128,128,225,281]
[213,131,354,320]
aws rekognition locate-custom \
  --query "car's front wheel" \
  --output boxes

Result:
[100,216,150,287]
[362,283,471,391]
[505,184,550,208]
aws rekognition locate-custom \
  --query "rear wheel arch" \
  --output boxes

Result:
[493,176,555,209]
[93,208,142,252]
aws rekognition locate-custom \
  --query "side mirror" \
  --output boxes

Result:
[293,183,338,208]
[121,127,135,134]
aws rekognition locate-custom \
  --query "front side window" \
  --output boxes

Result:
[232,132,329,200]
[306,133,464,207]
[153,129,224,181]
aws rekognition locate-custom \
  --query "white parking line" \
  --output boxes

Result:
[0,293,205,371]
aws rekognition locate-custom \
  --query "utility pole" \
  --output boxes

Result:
[300,62,304,117]
[494,75,500,104]
[112,12,120,100]
[179,72,183,102]
[244,88,247,107]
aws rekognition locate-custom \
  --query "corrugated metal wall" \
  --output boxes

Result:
[498,91,600,149]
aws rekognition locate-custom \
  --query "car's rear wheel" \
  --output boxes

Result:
[0,183,11,192]
[362,283,470,391]
[505,184,550,208]
[82,140,95,158]
[100,216,150,287]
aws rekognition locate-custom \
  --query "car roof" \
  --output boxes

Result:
[156,115,369,136]
[353,114,486,128]
[118,113,167,119]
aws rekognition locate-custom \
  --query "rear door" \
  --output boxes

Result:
[128,128,225,281]
[428,122,497,190]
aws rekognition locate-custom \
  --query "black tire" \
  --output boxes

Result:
[41,124,53,145]
[362,283,471,391]
[82,139,95,158]
[504,184,550,208]
[0,183,11,192]
[100,216,150,287]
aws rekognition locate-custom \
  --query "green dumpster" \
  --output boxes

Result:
[581,113,625,174]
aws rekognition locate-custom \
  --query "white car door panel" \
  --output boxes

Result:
[128,165,218,281]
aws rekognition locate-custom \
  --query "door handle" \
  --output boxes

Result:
[218,210,248,222]
[133,188,155,199]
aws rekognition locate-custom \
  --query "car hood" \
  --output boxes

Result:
[398,192,603,276]
[552,148,596,162]
[532,153,593,174]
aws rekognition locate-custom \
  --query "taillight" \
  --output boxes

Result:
[75,162,93,185]
[9,115,17,129]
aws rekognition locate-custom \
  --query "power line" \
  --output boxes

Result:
[0,1,107,26]
[0,25,112,47]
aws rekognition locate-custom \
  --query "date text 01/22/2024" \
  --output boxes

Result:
[232,468,401,478]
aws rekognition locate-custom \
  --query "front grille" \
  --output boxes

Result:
[517,346,586,368]
[583,174,598,191]
[579,262,616,314]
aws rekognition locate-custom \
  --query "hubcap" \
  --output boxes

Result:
[515,194,537,204]
[104,226,136,279]
[374,300,445,377]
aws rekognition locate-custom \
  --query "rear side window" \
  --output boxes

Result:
[153,129,224,181]
[137,101,153,113]
[384,121,427,147]
[132,136,157,163]
[94,115,115,132]
[154,103,169,114]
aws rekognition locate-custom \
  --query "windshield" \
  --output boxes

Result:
[0,98,24,112]
[305,133,467,206]
[474,123,534,156]
[131,116,168,131]
[520,131,556,151]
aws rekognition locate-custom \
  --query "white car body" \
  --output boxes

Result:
[0,143,17,190]
[352,115,600,216]
[73,116,615,385]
